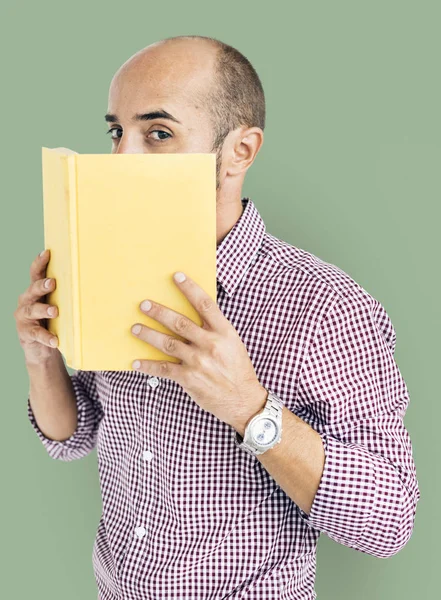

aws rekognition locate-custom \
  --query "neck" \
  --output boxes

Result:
[216,197,245,247]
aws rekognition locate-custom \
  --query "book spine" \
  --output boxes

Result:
[64,154,82,369]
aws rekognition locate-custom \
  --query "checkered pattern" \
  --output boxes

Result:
[27,197,420,599]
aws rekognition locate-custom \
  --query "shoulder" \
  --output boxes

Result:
[261,232,397,354]
[262,232,361,299]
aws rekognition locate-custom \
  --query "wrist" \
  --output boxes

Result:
[233,383,268,437]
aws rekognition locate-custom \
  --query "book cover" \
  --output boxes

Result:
[41,146,217,371]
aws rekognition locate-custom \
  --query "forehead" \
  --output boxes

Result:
[108,45,215,118]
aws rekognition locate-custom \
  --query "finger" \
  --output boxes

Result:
[30,249,50,284]
[131,324,191,362]
[23,276,56,306]
[139,298,206,345]
[172,272,227,332]
[132,358,183,383]
[19,301,58,322]
[17,321,58,348]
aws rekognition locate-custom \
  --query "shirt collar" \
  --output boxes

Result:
[216,197,266,297]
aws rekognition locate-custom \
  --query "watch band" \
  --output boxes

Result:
[234,389,283,456]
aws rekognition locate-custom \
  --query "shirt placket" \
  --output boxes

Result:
[120,374,161,582]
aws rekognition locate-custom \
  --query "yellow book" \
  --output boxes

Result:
[41,147,217,371]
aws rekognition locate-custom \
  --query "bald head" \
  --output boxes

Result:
[113,37,218,112]
[106,35,265,190]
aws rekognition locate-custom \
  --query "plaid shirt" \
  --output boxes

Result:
[28,197,420,600]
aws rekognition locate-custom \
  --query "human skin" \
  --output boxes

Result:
[110,38,325,515]
[105,38,262,246]
[15,37,325,514]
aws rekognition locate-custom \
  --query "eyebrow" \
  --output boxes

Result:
[104,110,182,125]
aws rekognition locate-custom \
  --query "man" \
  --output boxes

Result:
[16,35,420,599]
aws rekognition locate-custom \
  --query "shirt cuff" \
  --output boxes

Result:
[298,433,376,544]
[27,374,100,461]
[27,396,76,451]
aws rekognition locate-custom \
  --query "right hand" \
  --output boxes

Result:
[14,249,60,365]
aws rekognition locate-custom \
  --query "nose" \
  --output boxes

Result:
[115,133,146,154]
[116,145,145,154]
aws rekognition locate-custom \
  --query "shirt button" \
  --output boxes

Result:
[148,376,160,389]
[143,450,153,461]
[135,526,146,539]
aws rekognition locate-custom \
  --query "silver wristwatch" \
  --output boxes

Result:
[235,389,284,456]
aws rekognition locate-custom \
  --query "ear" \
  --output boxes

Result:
[226,127,264,178]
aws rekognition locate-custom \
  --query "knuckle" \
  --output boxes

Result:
[197,297,214,314]
[188,349,199,364]
[174,315,189,334]
[207,339,217,354]
[30,324,41,341]
[18,332,28,346]
[195,354,210,371]
[163,336,178,353]
[207,339,222,360]
[154,305,164,320]
[159,361,170,375]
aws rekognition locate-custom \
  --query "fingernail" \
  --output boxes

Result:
[174,272,186,283]
[40,250,47,257]
[44,278,52,288]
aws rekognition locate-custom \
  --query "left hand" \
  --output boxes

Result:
[130,271,268,435]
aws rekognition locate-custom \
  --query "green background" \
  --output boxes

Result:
[2,1,438,598]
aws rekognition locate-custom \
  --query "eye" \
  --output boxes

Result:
[106,127,122,139]
[148,130,172,141]
[105,128,171,142]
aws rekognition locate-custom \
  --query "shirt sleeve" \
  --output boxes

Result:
[295,289,420,558]
[27,369,104,462]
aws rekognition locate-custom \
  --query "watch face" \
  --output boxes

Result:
[251,417,278,446]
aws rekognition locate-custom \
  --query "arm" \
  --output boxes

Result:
[246,291,420,558]
[27,351,103,462]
